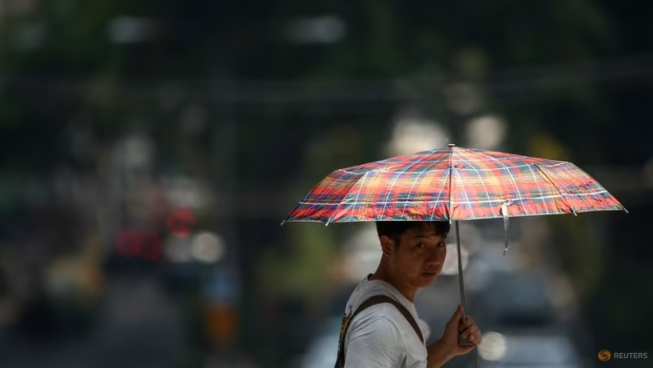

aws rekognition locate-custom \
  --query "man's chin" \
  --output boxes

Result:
[417,272,439,286]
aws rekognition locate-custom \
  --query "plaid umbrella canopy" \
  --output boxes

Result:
[282,143,627,347]
[282,144,625,224]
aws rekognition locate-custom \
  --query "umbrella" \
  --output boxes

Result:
[281,143,627,345]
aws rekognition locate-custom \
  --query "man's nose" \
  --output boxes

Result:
[425,248,442,264]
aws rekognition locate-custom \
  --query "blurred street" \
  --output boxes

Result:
[0,274,186,368]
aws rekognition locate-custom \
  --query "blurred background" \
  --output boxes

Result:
[0,1,651,367]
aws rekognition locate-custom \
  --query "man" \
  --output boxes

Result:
[335,221,481,368]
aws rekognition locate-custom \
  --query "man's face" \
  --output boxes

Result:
[382,226,447,289]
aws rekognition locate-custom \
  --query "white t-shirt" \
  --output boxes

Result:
[342,276,429,368]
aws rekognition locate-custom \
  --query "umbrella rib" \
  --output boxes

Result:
[525,162,550,215]
[533,163,577,215]
[331,170,370,223]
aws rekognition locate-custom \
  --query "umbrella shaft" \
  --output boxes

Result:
[455,221,466,319]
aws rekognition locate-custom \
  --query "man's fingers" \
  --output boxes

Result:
[447,305,463,326]
[461,325,479,339]
[460,322,478,333]
[463,330,481,345]
[454,304,464,319]
[458,316,475,332]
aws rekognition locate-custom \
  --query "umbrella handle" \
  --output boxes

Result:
[455,221,473,347]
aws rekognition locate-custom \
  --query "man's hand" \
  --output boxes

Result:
[426,305,482,367]
[442,304,481,355]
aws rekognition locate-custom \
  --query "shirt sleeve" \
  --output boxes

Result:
[344,315,407,368]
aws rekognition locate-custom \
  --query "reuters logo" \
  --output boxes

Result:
[599,350,611,362]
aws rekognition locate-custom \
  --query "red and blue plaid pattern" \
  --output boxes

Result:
[283,145,626,224]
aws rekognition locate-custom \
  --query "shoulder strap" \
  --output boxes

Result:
[334,295,424,368]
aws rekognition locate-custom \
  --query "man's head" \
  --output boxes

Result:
[375,221,450,289]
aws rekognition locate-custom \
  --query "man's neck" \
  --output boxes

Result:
[369,266,417,302]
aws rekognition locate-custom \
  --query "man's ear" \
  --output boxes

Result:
[380,235,395,257]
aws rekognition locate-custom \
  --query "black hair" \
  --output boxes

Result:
[375,221,450,247]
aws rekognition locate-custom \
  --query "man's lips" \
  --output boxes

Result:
[422,271,437,276]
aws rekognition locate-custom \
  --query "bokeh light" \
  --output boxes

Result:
[465,115,508,150]
[191,232,225,264]
[164,237,193,263]
[166,208,196,238]
[440,243,469,275]
[115,229,162,261]
[477,331,508,361]
[386,111,450,156]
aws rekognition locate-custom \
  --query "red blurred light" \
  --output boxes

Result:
[140,230,162,261]
[115,228,162,261]
[166,207,196,237]
[115,228,141,258]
